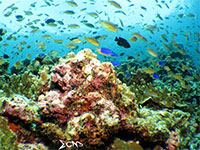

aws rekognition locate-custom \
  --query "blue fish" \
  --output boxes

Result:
[111,61,121,66]
[158,61,165,65]
[152,74,159,79]
[126,73,130,78]
[97,48,118,57]
[38,53,46,57]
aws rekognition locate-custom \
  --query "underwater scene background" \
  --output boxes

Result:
[0,0,199,149]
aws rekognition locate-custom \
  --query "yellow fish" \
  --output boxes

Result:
[100,21,117,32]
[68,24,80,28]
[70,38,82,44]
[164,66,171,71]
[144,90,158,97]
[54,39,63,44]
[85,37,100,46]
[108,1,122,9]
[171,74,183,80]
[147,48,158,57]
[143,67,155,74]
[0,57,5,65]
[132,33,147,42]
[88,12,99,18]
[64,44,76,49]
[66,1,78,7]
[179,49,187,55]
[129,37,137,43]
[42,35,51,39]
[14,60,22,69]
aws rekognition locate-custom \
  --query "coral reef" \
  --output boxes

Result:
[0,116,18,150]
[0,70,49,100]
[0,48,198,149]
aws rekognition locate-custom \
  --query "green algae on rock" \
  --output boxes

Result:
[0,116,18,150]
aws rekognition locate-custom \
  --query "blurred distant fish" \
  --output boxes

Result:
[24,11,33,16]
[132,33,147,42]
[108,0,122,9]
[100,21,117,32]
[147,48,158,57]
[42,35,51,39]
[115,37,130,48]
[186,13,196,18]
[3,3,15,12]
[114,10,126,15]
[68,24,80,28]
[54,39,63,44]
[95,35,108,40]
[96,48,118,57]
[84,23,95,28]
[179,49,187,55]
[64,44,76,49]
[87,12,99,18]
[129,37,137,43]
[163,43,170,51]
[164,66,171,71]
[14,60,22,69]
[195,48,200,54]
[141,6,147,11]
[3,54,9,59]
[36,41,46,49]
[161,34,168,42]
[63,10,75,15]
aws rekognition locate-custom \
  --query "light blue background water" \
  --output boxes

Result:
[0,0,199,70]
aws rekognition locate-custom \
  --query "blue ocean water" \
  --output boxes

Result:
[0,0,199,70]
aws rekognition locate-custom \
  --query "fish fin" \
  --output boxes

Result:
[115,37,118,41]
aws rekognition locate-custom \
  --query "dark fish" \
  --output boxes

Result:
[16,15,24,22]
[0,37,2,41]
[120,53,124,56]
[127,56,134,59]
[0,28,6,36]
[115,37,130,48]
[45,18,55,24]
[3,54,9,58]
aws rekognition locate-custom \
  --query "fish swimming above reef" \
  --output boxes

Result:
[147,48,158,57]
[96,47,118,57]
[111,61,121,66]
[108,0,122,9]
[115,37,130,48]
[144,90,159,97]
[100,21,117,32]
[85,37,100,46]
[132,33,147,42]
